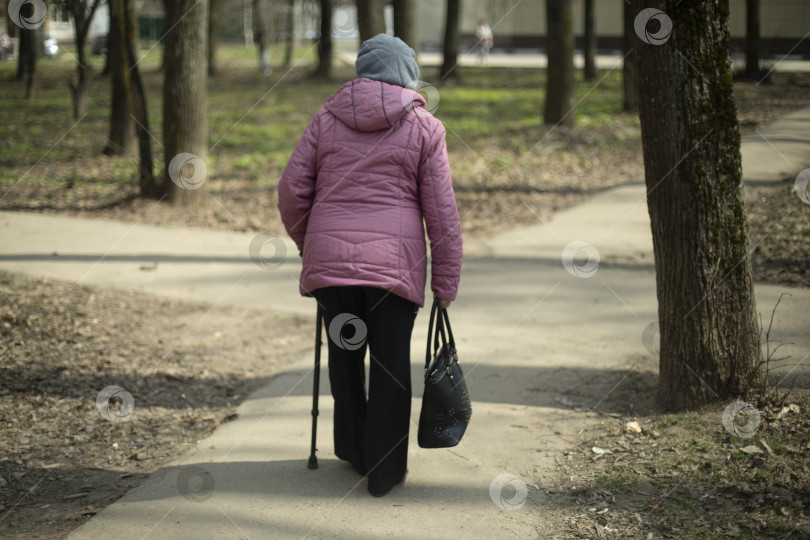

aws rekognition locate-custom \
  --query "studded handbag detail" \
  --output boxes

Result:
[417,297,472,448]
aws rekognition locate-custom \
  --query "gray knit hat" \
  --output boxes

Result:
[355,34,420,89]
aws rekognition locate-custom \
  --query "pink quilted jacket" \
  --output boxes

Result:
[277,77,462,307]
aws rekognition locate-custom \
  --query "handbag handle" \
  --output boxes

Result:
[424,297,456,372]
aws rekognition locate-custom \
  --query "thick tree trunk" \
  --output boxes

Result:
[282,0,294,68]
[622,0,639,112]
[635,0,762,411]
[253,0,271,74]
[104,0,136,155]
[313,0,332,78]
[544,0,575,126]
[743,0,760,79]
[393,0,418,55]
[208,0,220,75]
[582,0,595,80]
[357,0,385,43]
[163,0,209,207]
[17,28,37,99]
[440,0,460,79]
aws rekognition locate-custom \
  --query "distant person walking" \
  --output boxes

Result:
[277,34,463,497]
[476,19,493,64]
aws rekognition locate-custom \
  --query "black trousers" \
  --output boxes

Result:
[313,286,416,493]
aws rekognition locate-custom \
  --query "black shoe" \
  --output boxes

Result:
[368,470,408,497]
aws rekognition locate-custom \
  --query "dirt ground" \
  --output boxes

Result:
[0,271,311,538]
[527,389,810,539]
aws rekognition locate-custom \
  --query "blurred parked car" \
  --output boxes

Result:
[92,34,108,56]
[43,35,59,58]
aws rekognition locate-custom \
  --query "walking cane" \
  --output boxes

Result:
[307,304,323,469]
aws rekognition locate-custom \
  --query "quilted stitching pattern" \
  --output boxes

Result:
[278,78,462,307]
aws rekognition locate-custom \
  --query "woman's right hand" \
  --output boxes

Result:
[440,298,451,309]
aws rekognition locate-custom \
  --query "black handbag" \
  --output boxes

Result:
[417,298,472,448]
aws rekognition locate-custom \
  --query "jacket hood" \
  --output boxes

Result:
[325,78,427,132]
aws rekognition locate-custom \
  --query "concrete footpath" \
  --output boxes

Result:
[0,108,808,539]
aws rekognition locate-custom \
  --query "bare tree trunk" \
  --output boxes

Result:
[253,0,271,74]
[163,0,209,207]
[70,0,103,118]
[17,27,37,99]
[544,0,575,126]
[120,0,159,198]
[282,0,294,68]
[440,0,460,80]
[622,0,638,112]
[104,0,136,155]
[208,0,220,75]
[582,0,595,80]
[743,0,760,79]
[313,0,332,78]
[636,0,762,410]
[393,0,418,55]
[357,0,384,43]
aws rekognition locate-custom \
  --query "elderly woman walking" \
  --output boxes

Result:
[277,34,463,497]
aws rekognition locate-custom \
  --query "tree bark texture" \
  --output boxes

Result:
[104,0,136,155]
[393,0,418,55]
[357,0,384,43]
[208,0,220,75]
[253,0,271,73]
[121,0,159,198]
[544,0,575,126]
[440,0,460,79]
[743,0,760,79]
[69,0,103,118]
[283,0,295,68]
[314,0,332,78]
[622,0,639,112]
[163,0,209,207]
[583,0,596,80]
[635,0,762,410]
